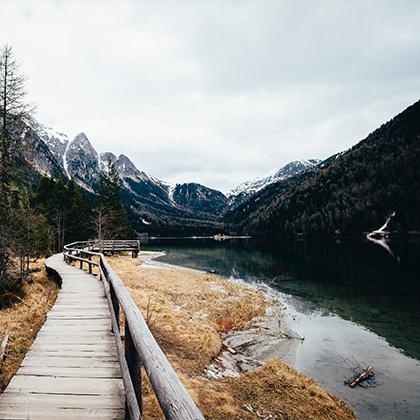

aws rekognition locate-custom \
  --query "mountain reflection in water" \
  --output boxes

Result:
[144,237,420,362]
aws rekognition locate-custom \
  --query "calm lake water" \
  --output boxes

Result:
[143,237,420,419]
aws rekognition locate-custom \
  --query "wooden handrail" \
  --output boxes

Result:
[63,241,204,420]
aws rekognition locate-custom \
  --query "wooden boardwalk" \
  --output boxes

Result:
[0,254,125,419]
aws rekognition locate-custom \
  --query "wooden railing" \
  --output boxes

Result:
[90,240,141,257]
[63,241,204,420]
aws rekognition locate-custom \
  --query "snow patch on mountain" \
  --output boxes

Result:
[228,159,321,199]
[62,140,71,178]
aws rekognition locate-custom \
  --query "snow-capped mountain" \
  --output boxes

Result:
[22,121,321,233]
[26,124,228,232]
[65,133,101,192]
[36,125,69,169]
[228,159,321,209]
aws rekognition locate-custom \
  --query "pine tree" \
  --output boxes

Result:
[0,45,33,196]
[94,159,132,240]
[35,177,94,250]
[0,45,33,291]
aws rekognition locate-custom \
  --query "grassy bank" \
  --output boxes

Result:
[0,260,59,391]
[109,253,355,419]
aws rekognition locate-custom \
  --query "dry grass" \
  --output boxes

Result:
[0,259,59,391]
[108,254,355,420]
[108,256,268,371]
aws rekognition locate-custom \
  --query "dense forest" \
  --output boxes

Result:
[226,100,420,236]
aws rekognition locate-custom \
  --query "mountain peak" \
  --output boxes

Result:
[72,132,89,145]
[69,133,98,158]
[273,159,321,179]
[228,158,321,208]
[114,154,140,177]
[100,152,117,163]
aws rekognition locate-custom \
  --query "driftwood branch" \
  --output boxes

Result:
[0,330,10,365]
[349,366,374,387]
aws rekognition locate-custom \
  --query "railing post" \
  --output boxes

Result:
[110,282,120,332]
[125,322,142,416]
[88,254,92,274]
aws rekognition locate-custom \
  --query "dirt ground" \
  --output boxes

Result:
[108,253,355,420]
[0,260,59,391]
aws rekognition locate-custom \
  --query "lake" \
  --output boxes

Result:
[142,237,420,419]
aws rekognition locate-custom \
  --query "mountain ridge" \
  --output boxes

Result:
[228,159,321,210]
[226,99,420,235]
[27,121,323,234]
[24,96,419,238]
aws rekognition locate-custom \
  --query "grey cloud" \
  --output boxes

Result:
[0,0,419,192]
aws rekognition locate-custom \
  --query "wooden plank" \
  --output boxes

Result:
[21,356,120,367]
[27,347,116,356]
[37,330,111,337]
[7,375,124,395]
[17,366,122,378]
[44,319,110,326]
[53,303,108,308]
[0,393,124,409]
[32,335,114,345]
[0,408,125,419]
[48,310,110,316]
[46,314,111,320]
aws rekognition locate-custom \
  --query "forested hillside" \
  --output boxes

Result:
[226,100,420,236]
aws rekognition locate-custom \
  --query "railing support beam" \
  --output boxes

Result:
[110,283,120,332]
[125,323,142,415]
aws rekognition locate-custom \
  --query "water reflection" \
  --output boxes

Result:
[144,237,420,360]
[144,237,420,418]
[366,235,400,261]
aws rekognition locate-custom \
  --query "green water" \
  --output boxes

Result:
[143,237,420,419]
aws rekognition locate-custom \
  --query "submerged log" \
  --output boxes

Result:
[349,366,374,387]
[0,330,9,365]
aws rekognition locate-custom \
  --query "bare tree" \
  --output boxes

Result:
[0,45,33,291]
[92,208,114,241]
[0,44,34,195]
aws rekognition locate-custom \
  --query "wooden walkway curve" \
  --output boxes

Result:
[0,254,125,419]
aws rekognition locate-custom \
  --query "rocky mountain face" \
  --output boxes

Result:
[17,122,64,182]
[20,119,327,235]
[17,99,420,236]
[228,159,321,210]
[172,183,228,216]
[65,133,101,192]
[21,124,229,234]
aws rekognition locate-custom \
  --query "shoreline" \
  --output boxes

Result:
[107,251,355,418]
[140,251,304,375]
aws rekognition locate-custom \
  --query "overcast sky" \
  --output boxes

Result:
[1,1,419,192]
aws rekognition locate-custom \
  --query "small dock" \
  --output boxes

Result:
[0,254,125,419]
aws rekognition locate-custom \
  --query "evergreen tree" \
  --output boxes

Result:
[0,45,33,195]
[35,177,94,250]
[0,45,33,291]
[94,159,132,240]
